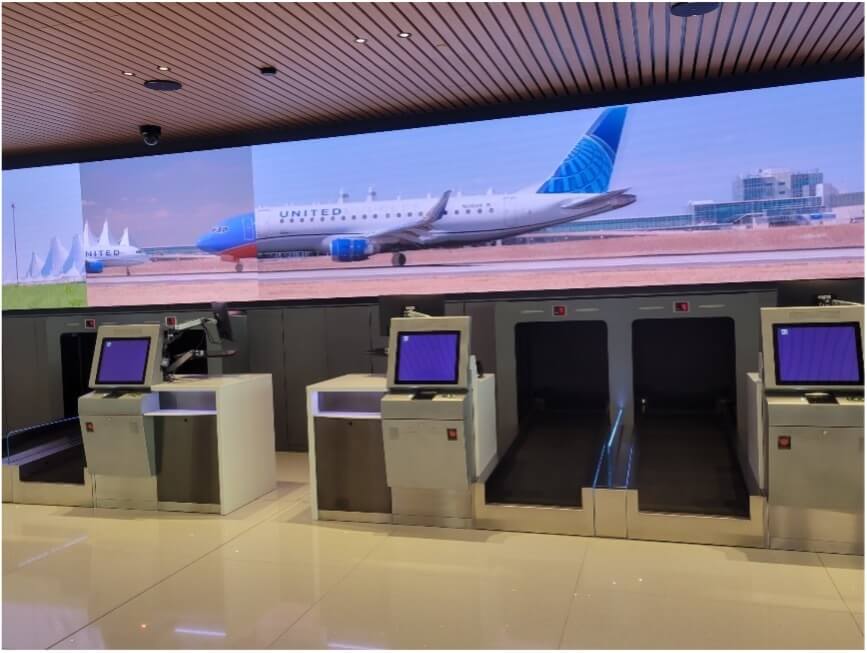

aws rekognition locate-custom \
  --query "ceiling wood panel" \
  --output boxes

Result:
[2,1,862,164]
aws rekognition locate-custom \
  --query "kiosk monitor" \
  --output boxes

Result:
[395,331,461,385]
[95,337,152,386]
[773,322,863,386]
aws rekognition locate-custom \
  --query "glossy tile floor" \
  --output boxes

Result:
[3,453,864,650]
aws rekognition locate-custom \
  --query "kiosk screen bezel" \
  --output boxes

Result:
[772,321,864,386]
[95,336,153,386]
[394,330,462,386]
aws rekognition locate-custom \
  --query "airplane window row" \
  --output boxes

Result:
[276,206,493,224]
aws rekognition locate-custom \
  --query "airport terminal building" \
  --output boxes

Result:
[1,3,864,651]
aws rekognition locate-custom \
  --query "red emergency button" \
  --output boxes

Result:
[447,428,458,441]
[85,422,94,432]
[553,305,567,317]
[674,301,690,313]
[778,435,791,450]
[84,318,96,329]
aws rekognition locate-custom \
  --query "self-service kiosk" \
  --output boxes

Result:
[78,321,276,513]
[760,305,865,554]
[381,316,497,528]
[78,324,164,509]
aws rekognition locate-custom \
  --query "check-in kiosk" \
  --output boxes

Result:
[78,321,276,513]
[760,305,865,554]
[381,316,496,528]
[78,324,164,509]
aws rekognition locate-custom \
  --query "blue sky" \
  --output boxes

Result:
[79,147,254,247]
[2,164,83,284]
[253,77,864,218]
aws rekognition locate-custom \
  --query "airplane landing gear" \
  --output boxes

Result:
[235,262,244,272]
[391,252,407,267]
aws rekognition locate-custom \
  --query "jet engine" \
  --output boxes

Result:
[329,237,372,262]
[84,260,104,273]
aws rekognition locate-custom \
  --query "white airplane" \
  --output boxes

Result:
[197,106,635,269]
[83,221,150,273]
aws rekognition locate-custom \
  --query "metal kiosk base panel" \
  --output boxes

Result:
[473,480,596,537]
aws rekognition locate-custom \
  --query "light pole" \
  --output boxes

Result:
[11,202,19,283]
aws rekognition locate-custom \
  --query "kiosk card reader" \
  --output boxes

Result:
[381,315,496,527]
[760,305,864,554]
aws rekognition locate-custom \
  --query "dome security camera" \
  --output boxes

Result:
[140,124,162,147]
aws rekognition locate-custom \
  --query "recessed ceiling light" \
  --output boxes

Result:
[122,71,135,76]
[398,32,411,38]
[670,2,720,18]
[157,65,171,72]
[354,37,366,44]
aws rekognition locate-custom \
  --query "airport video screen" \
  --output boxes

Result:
[773,323,864,386]
[1,77,862,310]
[395,331,461,385]
[95,337,152,386]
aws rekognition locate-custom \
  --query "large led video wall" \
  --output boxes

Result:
[2,77,863,309]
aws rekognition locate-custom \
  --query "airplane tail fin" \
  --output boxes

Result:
[120,228,130,246]
[536,106,628,194]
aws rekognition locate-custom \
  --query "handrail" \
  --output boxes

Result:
[4,416,80,459]
[593,406,625,489]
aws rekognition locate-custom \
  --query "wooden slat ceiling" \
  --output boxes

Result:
[2,2,864,163]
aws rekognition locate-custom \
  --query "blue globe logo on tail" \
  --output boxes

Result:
[536,106,628,194]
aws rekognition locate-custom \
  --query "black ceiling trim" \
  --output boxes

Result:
[3,60,862,170]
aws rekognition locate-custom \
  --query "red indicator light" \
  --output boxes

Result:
[778,435,791,450]
[553,305,567,317]
[165,316,177,327]
[447,428,458,441]
[84,318,96,329]
[674,301,690,313]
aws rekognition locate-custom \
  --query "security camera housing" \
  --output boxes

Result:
[139,125,162,147]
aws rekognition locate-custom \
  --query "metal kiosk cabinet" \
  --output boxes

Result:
[760,305,865,554]
[381,316,497,528]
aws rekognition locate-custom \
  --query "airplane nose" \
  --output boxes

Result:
[196,233,214,252]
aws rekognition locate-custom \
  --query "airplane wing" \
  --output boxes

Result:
[365,190,451,247]
[557,188,632,209]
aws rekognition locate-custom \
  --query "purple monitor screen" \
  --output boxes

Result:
[96,337,152,385]
[773,323,863,385]
[395,331,461,384]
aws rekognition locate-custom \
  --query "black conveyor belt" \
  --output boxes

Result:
[485,410,608,508]
[635,412,749,517]
[3,418,86,485]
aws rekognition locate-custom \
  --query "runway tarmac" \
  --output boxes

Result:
[87,246,864,286]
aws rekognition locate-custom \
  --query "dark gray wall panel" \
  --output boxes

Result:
[247,309,288,450]
[465,301,497,375]
[283,306,328,451]
[2,316,52,435]
[324,305,376,379]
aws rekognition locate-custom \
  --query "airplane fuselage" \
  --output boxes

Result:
[84,246,149,267]
[251,191,633,255]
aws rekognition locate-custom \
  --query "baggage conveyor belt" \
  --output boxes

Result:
[634,412,750,518]
[485,410,609,508]
[3,418,86,485]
